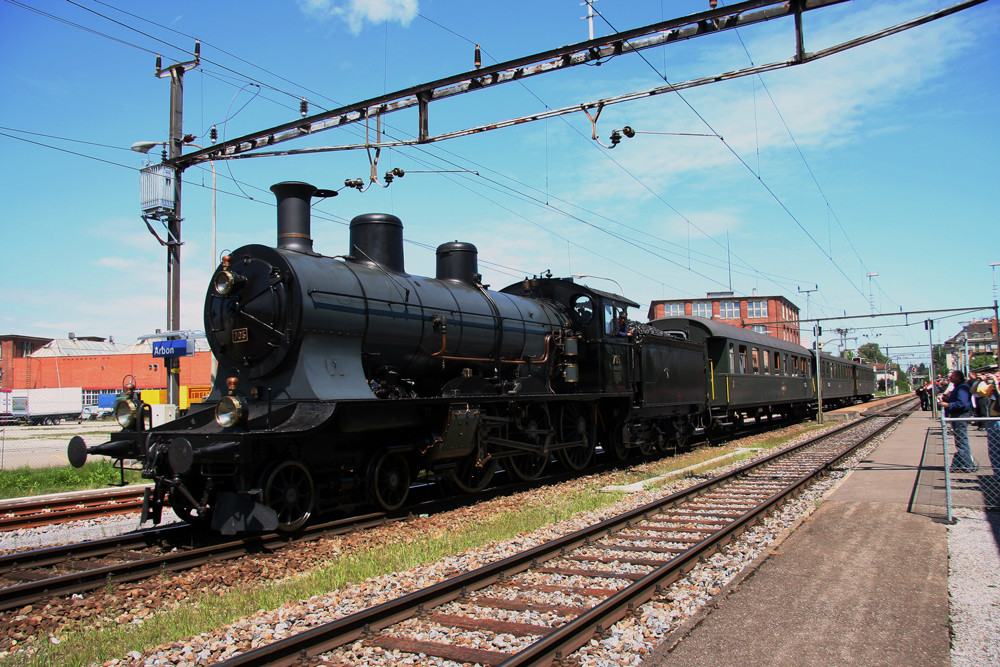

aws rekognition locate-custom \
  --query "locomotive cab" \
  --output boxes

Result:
[501,277,638,395]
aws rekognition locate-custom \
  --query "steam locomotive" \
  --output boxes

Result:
[68,182,875,534]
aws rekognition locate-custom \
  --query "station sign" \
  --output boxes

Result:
[152,339,195,358]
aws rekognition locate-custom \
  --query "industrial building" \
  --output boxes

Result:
[0,333,212,407]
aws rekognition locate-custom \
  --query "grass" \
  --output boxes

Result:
[0,461,142,500]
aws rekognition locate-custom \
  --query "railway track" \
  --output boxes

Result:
[0,399,907,623]
[214,409,908,667]
[0,514,386,612]
[0,486,147,531]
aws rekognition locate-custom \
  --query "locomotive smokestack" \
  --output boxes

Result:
[271,181,317,253]
[349,213,405,274]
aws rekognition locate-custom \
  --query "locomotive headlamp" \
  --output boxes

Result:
[213,269,244,296]
[215,395,247,428]
[114,397,139,428]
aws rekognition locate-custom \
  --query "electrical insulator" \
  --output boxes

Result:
[210,125,217,144]
[609,130,622,146]
[622,126,635,138]
[474,44,481,69]
[710,0,718,8]
[155,55,162,74]
[300,97,308,118]
[194,40,201,60]
[345,178,364,190]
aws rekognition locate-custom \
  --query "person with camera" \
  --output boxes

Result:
[940,369,977,473]
[976,372,1000,477]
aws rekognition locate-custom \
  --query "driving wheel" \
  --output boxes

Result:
[508,404,551,481]
[264,460,315,532]
[556,404,595,470]
[370,450,411,511]
[446,430,498,494]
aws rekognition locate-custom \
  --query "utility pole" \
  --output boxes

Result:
[866,272,879,314]
[814,324,824,424]
[797,284,817,322]
[834,327,852,355]
[991,262,1000,362]
[885,346,894,394]
[995,299,1000,365]
[581,0,598,40]
[926,319,938,419]
[155,43,200,408]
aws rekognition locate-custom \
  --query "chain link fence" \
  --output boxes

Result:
[938,415,1000,520]
[0,421,117,470]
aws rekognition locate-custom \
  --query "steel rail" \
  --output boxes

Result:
[0,514,385,612]
[0,523,190,576]
[216,409,907,666]
[0,488,147,531]
[500,413,906,665]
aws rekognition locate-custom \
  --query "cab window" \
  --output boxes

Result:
[605,303,628,337]
[572,295,594,324]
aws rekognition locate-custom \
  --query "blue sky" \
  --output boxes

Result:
[1,0,998,369]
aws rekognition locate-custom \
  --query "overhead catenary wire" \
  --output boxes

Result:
[589,1,871,305]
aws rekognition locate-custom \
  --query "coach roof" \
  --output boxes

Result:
[648,316,805,355]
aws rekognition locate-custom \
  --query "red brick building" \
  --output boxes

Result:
[647,292,801,344]
[0,333,212,405]
[0,335,51,391]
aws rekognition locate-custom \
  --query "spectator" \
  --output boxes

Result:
[940,370,976,473]
[976,373,999,477]
[970,371,989,429]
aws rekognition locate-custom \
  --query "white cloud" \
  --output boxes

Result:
[299,0,418,34]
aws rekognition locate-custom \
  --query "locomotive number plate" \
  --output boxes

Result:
[232,328,249,344]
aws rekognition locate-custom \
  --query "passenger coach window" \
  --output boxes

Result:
[762,350,769,374]
[774,352,781,375]
[728,344,736,373]
[738,345,748,373]
[751,348,760,374]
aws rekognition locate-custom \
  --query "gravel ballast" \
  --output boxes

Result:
[948,508,1000,667]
